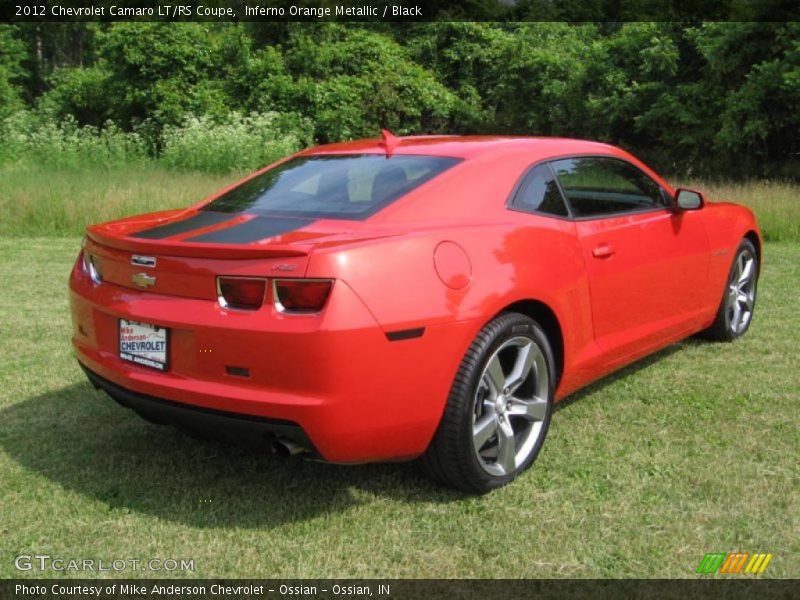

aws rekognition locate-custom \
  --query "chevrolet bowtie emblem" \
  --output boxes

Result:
[132,272,156,288]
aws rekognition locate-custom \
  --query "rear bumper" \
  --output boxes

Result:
[80,363,316,452]
[69,257,480,463]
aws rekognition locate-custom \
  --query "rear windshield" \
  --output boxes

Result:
[202,154,461,220]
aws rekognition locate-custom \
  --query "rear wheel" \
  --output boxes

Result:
[702,238,759,342]
[422,312,554,493]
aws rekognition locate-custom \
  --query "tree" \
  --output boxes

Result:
[280,24,456,140]
[0,26,26,119]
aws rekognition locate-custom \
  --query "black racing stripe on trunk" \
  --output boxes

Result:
[184,216,314,244]
[132,211,236,239]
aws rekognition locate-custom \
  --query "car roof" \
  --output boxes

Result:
[298,135,621,160]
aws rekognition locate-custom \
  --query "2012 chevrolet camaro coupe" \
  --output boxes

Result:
[69,134,761,492]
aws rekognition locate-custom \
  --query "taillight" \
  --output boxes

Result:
[217,277,267,310]
[274,279,333,313]
[82,250,103,284]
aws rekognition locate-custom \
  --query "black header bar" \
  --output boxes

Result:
[2,0,799,23]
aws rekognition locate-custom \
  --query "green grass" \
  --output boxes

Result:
[0,164,237,238]
[0,162,798,242]
[677,179,800,243]
[0,238,797,578]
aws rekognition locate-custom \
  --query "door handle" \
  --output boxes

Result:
[592,243,616,258]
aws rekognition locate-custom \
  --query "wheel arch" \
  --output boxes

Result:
[744,229,761,263]
[496,299,564,386]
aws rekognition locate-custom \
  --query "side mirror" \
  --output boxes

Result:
[673,188,704,211]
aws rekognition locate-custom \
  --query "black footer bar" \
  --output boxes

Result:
[2,579,798,600]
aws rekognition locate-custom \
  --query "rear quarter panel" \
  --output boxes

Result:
[305,217,595,399]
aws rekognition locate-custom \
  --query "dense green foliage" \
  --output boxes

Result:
[0,22,797,177]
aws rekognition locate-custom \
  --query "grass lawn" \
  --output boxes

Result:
[0,238,797,579]
[0,164,237,238]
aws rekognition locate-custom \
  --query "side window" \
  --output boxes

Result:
[550,157,664,218]
[509,164,569,217]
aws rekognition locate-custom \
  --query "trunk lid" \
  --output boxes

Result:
[84,209,398,300]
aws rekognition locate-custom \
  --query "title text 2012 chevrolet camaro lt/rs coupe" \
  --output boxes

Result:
[69,134,761,492]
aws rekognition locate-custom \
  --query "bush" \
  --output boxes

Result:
[36,67,113,128]
[2,22,798,178]
[0,109,313,174]
[0,112,148,168]
[282,26,457,141]
[158,111,313,174]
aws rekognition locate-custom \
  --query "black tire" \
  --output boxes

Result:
[701,238,759,342]
[421,312,555,493]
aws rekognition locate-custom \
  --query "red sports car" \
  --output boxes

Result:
[69,134,761,492]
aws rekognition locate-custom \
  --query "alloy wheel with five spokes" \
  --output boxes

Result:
[472,336,549,477]
[422,312,555,493]
[726,248,756,335]
[702,237,759,342]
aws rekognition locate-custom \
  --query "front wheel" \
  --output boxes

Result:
[701,238,759,342]
[421,312,555,493]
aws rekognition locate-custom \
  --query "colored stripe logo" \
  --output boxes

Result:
[697,552,773,574]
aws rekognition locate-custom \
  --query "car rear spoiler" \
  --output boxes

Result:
[86,230,311,260]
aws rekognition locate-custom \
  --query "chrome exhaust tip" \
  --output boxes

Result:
[271,438,306,457]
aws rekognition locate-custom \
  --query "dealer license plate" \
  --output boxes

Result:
[119,319,168,371]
